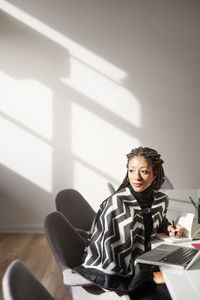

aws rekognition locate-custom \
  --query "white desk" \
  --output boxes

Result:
[161,260,200,300]
[155,240,200,300]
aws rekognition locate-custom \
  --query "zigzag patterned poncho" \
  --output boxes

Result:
[74,187,169,292]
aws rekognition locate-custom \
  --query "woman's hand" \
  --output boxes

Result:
[167,224,184,238]
[153,272,165,284]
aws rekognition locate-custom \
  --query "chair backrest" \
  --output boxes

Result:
[161,176,174,189]
[107,182,116,194]
[55,189,96,231]
[44,211,86,272]
[2,259,54,300]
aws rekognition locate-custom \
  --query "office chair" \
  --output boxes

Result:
[44,211,130,300]
[2,259,54,300]
[107,182,116,194]
[55,189,96,231]
[161,176,174,189]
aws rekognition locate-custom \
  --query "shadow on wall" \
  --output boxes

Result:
[0,1,141,228]
[0,163,52,231]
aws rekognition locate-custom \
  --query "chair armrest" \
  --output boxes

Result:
[62,268,94,286]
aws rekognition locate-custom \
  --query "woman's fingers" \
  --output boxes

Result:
[168,224,184,238]
[175,224,184,237]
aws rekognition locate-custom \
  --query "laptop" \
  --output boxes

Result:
[136,244,200,270]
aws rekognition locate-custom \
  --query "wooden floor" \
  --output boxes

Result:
[0,233,70,300]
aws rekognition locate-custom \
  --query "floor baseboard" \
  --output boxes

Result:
[0,224,44,233]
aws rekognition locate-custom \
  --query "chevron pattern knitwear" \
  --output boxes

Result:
[74,186,169,292]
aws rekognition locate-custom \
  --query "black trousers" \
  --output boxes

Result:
[129,281,172,300]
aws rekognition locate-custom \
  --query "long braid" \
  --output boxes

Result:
[117,146,165,191]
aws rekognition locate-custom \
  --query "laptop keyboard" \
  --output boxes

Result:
[160,247,198,265]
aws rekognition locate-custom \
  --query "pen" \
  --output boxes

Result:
[172,220,177,236]
[189,196,197,209]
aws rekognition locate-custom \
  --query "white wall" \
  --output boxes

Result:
[0,0,200,232]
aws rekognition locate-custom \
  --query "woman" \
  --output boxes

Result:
[74,146,183,299]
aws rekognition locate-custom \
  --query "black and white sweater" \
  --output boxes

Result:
[74,187,169,292]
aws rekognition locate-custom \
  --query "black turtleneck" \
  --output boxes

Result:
[129,184,153,251]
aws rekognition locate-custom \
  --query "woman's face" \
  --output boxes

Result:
[128,156,156,192]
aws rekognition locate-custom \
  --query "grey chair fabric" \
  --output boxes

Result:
[107,182,116,194]
[44,211,130,300]
[55,189,96,232]
[2,259,54,300]
[44,211,87,272]
[161,176,174,189]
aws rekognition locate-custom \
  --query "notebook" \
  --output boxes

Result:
[136,244,200,270]
[156,212,200,243]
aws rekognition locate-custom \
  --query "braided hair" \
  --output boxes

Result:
[117,146,165,191]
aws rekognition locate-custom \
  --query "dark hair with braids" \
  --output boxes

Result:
[117,146,165,191]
